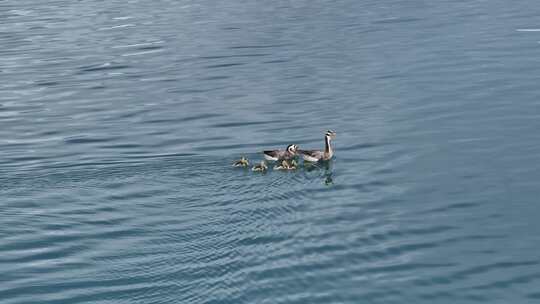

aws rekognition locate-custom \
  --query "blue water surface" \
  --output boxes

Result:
[2,0,540,303]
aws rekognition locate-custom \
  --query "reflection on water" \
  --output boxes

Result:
[2,0,540,303]
[300,160,335,185]
[324,174,334,186]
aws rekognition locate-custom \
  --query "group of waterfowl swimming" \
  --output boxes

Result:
[233,130,336,172]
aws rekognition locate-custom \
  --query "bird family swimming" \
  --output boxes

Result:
[299,130,336,162]
[233,131,336,172]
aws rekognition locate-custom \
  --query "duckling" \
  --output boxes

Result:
[263,144,299,161]
[273,159,298,171]
[232,156,249,167]
[273,160,290,170]
[299,130,336,162]
[252,161,268,172]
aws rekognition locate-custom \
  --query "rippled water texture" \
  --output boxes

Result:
[3,0,540,303]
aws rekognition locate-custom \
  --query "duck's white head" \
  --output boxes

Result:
[325,130,336,140]
[286,144,299,154]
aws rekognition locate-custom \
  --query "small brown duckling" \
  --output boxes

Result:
[232,156,249,167]
[274,159,298,171]
[252,161,268,172]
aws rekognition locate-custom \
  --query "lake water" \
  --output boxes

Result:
[2,1,540,303]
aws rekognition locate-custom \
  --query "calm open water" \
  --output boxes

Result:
[2,1,540,303]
